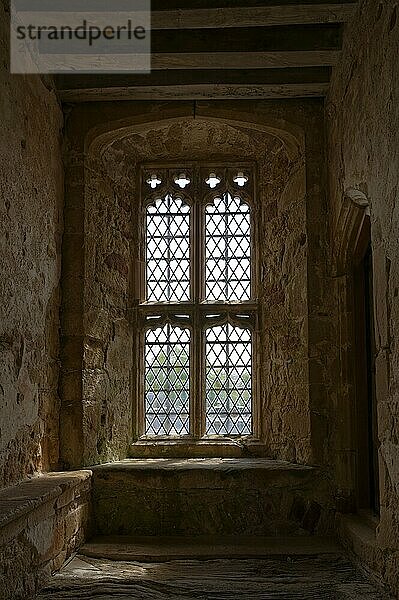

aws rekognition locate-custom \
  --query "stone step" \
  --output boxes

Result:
[81,535,342,562]
[91,458,330,536]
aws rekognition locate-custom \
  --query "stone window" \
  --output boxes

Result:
[135,163,259,440]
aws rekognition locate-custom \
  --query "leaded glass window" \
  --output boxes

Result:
[206,324,252,435]
[205,194,251,301]
[146,196,190,302]
[137,163,258,440]
[145,324,190,436]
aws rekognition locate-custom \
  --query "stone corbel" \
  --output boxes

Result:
[332,188,370,277]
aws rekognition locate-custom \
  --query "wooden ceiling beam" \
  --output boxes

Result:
[149,24,342,54]
[57,68,332,102]
[44,25,341,55]
[52,25,340,70]
[49,49,339,74]
[58,82,329,103]
[150,0,356,9]
[150,51,340,70]
[57,67,331,90]
[151,4,357,29]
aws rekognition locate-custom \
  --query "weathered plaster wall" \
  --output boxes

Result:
[0,2,64,487]
[61,100,331,473]
[327,0,399,594]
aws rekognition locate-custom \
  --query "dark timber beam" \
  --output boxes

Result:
[150,24,341,53]
[51,51,338,72]
[56,68,332,102]
[151,4,357,29]
[45,24,341,56]
[58,82,330,102]
[49,25,341,71]
[149,51,339,70]
[57,68,332,90]
[150,0,356,9]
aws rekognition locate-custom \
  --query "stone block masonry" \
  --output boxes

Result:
[92,459,333,537]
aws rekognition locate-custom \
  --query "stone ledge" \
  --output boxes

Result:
[129,440,269,459]
[0,471,92,531]
[0,471,93,600]
[93,458,315,473]
[81,535,342,562]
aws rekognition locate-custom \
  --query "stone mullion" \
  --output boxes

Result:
[191,305,204,438]
[192,176,205,438]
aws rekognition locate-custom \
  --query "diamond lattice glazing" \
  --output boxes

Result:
[145,324,190,436]
[205,193,251,301]
[146,195,190,302]
[205,324,252,435]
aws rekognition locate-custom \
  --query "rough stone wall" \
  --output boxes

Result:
[62,100,330,472]
[327,0,399,594]
[82,154,133,465]
[0,2,64,486]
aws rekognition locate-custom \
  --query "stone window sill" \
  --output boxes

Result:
[129,438,269,459]
[94,457,316,474]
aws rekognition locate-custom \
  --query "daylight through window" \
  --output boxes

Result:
[138,163,258,439]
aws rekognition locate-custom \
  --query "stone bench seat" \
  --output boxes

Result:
[92,459,330,537]
[0,471,92,600]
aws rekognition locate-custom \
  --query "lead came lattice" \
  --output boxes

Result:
[146,195,190,303]
[145,324,190,436]
[206,323,252,436]
[205,193,251,302]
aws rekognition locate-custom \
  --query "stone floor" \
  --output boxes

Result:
[37,554,391,599]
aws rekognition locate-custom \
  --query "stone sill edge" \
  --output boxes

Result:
[0,470,92,530]
[94,458,316,472]
[129,439,269,458]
